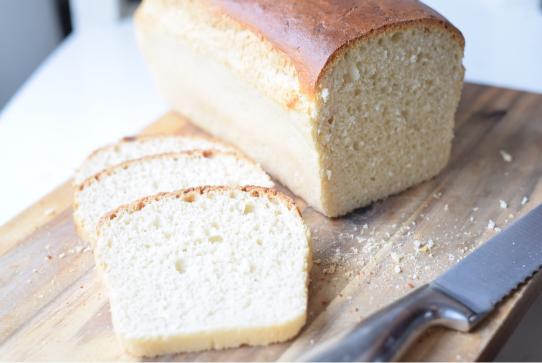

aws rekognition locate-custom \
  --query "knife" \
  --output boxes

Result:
[303,204,542,362]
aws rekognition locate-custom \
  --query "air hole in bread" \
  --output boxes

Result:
[391,32,402,42]
[208,235,223,243]
[243,203,254,214]
[353,141,364,151]
[174,259,185,273]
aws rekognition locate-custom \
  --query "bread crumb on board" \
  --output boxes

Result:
[413,239,434,254]
[499,200,508,209]
[521,196,529,205]
[487,219,497,230]
[500,149,513,162]
[390,252,403,263]
[322,264,337,274]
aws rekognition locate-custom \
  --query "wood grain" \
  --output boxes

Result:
[1,83,541,361]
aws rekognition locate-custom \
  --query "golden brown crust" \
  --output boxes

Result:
[212,0,464,95]
[97,186,301,238]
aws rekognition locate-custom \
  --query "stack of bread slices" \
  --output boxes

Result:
[72,134,311,357]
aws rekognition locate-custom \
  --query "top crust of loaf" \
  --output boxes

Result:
[98,185,301,234]
[210,0,464,95]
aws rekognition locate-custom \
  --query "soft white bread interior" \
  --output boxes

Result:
[73,150,273,243]
[95,186,311,356]
[135,0,464,217]
[74,135,232,185]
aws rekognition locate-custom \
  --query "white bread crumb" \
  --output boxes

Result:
[499,150,513,162]
[487,219,496,230]
[321,88,329,103]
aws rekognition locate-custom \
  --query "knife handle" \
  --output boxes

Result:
[306,284,479,362]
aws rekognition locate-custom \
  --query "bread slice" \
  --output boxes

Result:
[135,0,464,217]
[95,186,311,356]
[74,135,232,185]
[73,150,273,244]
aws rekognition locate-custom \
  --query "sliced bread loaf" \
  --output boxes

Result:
[136,0,464,217]
[95,186,311,356]
[73,150,273,244]
[74,135,232,185]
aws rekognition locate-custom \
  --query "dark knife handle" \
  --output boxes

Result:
[304,284,479,362]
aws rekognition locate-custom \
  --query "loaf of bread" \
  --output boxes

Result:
[74,135,232,185]
[135,0,465,217]
[73,150,273,244]
[95,186,311,356]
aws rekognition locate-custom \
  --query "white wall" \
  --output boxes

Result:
[422,0,542,94]
[0,0,63,110]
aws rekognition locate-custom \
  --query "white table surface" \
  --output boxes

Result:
[1,9,541,361]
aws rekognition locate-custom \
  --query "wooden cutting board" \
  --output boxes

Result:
[1,83,542,361]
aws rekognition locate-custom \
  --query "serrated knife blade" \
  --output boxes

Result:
[432,203,542,315]
[304,204,542,362]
